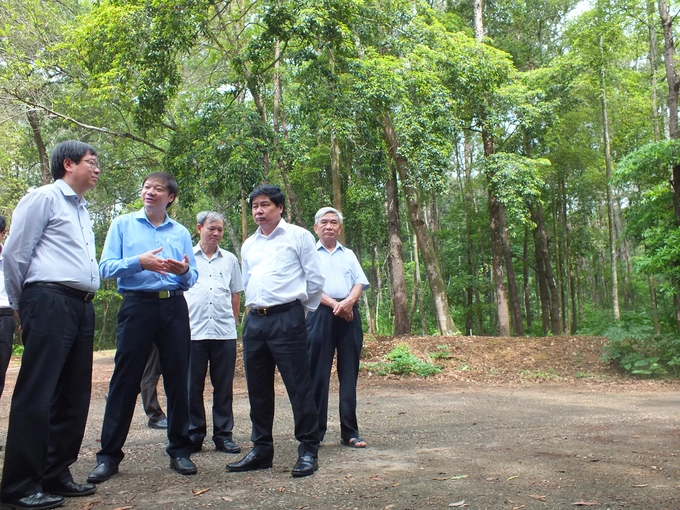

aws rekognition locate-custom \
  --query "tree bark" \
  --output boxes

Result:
[386,165,410,336]
[499,205,524,336]
[381,112,458,335]
[26,110,49,185]
[600,34,620,321]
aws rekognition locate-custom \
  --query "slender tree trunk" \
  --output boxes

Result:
[649,275,661,335]
[386,165,410,336]
[523,227,532,330]
[381,112,457,335]
[499,205,524,336]
[531,203,562,334]
[27,110,50,185]
[600,35,620,321]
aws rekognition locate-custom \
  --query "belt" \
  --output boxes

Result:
[250,300,300,316]
[0,308,14,316]
[124,290,183,300]
[24,282,95,302]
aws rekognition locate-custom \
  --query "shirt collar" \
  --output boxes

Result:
[256,218,288,238]
[55,179,88,206]
[194,243,223,259]
[316,239,344,253]
[134,208,171,227]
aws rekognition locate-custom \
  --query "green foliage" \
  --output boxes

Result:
[600,312,680,377]
[428,344,451,360]
[11,343,23,356]
[362,343,442,377]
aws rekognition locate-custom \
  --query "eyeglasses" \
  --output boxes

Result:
[82,159,99,169]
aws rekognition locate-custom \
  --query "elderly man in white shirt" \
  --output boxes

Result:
[226,184,324,478]
[185,211,243,455]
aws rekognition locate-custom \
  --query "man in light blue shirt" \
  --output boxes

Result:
[1,140,100,510]
[88,172,199,484]
[307,207,369,449]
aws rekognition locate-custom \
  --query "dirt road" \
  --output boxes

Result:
[1,348,680,510]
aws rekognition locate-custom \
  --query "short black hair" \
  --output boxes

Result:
[248,184,285,211]
[142,171,179,208]
[0,215,5,233]
[50,140,97,180]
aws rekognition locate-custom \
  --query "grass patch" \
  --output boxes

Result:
[518,368,559,381]
[362,343,441,377]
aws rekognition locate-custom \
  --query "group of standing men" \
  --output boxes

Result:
[0,140,369,510]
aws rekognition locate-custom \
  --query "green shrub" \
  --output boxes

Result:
[11,343,23,356]
[362,343,441,377]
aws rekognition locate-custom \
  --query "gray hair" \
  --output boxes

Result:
[196,210,225,226]
[314,207,343,225]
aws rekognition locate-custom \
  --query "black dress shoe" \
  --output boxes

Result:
[169,457,197,475]
[226,450,273,472]
[1,492,65,509]
[42,481,96,497]
[86,462,118,484]
[215,439,241,454]
[148,416,168,429]
[291,455,318,477]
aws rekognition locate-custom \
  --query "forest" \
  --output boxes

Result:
[1,0,680,368]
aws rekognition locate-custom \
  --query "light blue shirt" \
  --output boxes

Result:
[99,209,198,292]
[316,241,369,299]
[4,180,99,309]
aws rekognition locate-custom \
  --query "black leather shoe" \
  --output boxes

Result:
[148,417,168,429]
[291,455,318,477]
[1,492,65,509]
[42,481,96,497]
[226,450,273,472]
[215,439,241,454]
[86,462,118,483]
[169,457,197,475]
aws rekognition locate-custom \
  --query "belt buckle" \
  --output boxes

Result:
[84,292,95,302]
[256,308,268,316]
[159,290,170,299]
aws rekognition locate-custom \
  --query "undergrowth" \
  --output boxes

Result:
[362,343,441,377]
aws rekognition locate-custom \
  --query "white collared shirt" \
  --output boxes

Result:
[316,241,369,298]
[4,180,99,309]
[241,219,324,312]
[184,244,243,340]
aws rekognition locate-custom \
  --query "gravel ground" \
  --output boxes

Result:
[1,336,679,509]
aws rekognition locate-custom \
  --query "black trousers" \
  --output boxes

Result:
[188,339,236,444]
[1,286,94,501]
[140,345,164,420]
[96,294,193,465]
[306,305,363,442]
[0,311,15,401]
[242,302,319,458]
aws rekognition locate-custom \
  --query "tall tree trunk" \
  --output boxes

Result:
[499,205,524,335]
[463,132,476,335]
[531,203,562,334]
[381,112,458,335]
[27,110,49,185]
[523,227,532,331]
[386,165,410,336]
[600,34,620,321]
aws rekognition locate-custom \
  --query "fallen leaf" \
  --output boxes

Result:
[530,495,547,501]
[279,486,286,492]
[384,505,395,509]
[80,501,101,510]
[192,488,210,496]
[632,484,648,488]
[451,475,468,480]
[433,477,450,481]
[391,483,401,487]
[512,506,526,509]
[507,475,519,481]
[449,501,466,507]
[112,507,134,510]
[571,502,599,506]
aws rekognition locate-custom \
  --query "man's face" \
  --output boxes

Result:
[66,151,100,193]
[251,194,283,232]
[141,178,175,210]
[314,212,341,245]
[198,218,224,251]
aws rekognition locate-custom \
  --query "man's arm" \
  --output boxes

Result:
[331,283,364,321]
[99,217,145,280]
[3,192,52,309]
[298,230,325,311]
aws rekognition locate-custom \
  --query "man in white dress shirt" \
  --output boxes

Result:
[1,140,100,510]
[307,207,369,449]
[226,184,324,478]
[185,211,243,455]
